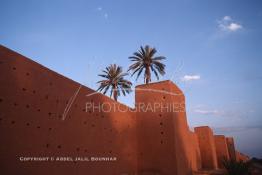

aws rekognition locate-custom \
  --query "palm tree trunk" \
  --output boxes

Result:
[113,86,118,101]
[145,65,151,84]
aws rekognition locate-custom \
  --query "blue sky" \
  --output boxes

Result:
[1,0,262,157]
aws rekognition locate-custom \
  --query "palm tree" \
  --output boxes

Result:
[97,64,132,101]
[128,45,166,84]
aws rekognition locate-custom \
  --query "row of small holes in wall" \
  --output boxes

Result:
[160,120,164,144]
[8,67,116,137]
[22,87,63,103]
[8,100,107,123]
[0,98,35,111]
[0,118,53,131]
[0,109,122,156]
[15,84,108,118]
[3,71,122,127]
[2,106,127,155]
[6,97,121,127]
[81,107,106,119]
[83,121,115,133]
[12,101,56,117]
[22,88,96,118]
[5,96,68,119]
[17,69,85,107]
[2,97,124,125]
[11,100,102,121]
[21,89,69,119]
[12,67,87,109]
[13,67,58,110]
[45,144,113,154]
[12,66,54,86]
[1,119,57,152]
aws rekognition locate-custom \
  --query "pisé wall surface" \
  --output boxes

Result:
[0,45,249,175]
[188,131,202,171]
[194,126,218,170]
[135,82,180,174]
[214,135,230,168]
[226,137,237,161]
[135,81,201,175]
[0,45,137,174]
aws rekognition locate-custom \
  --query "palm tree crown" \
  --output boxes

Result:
[128,45,166,84]
[97,64,132,101]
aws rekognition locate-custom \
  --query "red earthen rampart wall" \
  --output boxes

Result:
[0,45,249,175]
[194,126,218,170]
[226,137,237,161]
[0,45,137,174]
[214,135,230,168]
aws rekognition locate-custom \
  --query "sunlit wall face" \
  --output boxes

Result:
[0,0,261,158]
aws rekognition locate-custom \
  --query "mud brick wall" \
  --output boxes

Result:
[214,135,230,168]
[135,81,199,175]
[194,126,218,170]
[0,45,249,175]
[226,137,237,161]
[135,81,180,174]
[188,131,202,171]
[0,45,137,175]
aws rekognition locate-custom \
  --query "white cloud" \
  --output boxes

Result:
[181,75,200,81]
[97,7,102,11]
[104,13,108,19]
[218,16,243,32]
[223,16,231,21]
[194,109,219,115]
[227,23,242,31]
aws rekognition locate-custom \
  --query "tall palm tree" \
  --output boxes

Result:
[97,64,132,101]
[128,45,166,84]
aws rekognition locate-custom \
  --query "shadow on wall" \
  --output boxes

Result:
[0,45,137,174]
[0,45,248,175]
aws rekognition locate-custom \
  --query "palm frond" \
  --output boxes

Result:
[152,56,166,61]
[151,65,159,80]
[136,67,144,81]
[128,45,166,83]
[97,64,132,101]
